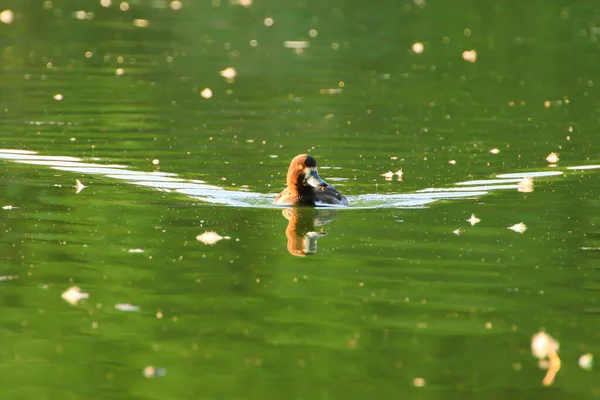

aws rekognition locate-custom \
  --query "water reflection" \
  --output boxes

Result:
[281,207,334,256]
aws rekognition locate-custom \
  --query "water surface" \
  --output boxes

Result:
[1,1,600,399]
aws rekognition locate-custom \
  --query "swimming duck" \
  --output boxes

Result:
[274,154,349,206]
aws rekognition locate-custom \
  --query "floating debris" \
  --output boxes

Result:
[453,228,462,235]
[54,94,64,101]
[381,170,403,181]
[517,177,534,193]
[143,366,167,378]
[234,0,253,7]
[412,377,426,387]
[283,40,309,49]
[284,41,309,54]
[0,275,18,281]
[127,248,145,253]
[381,171,394,180]
[507,222,527,233]
[74,10,89,20]
[0,9,14,24]
[75,179,87,194]
[462,49,477,63]
[152,159,160,165]
[115,303,140,312]
[489,148,500,154]
[448,159,457,165]
[579,353,593,370]
[219,67,237,82]
[264,17,274,27]
[531,331,559,358]
[196,231,230,245]
[411,42,424,54]
[546,152,559,163]
[2,205,18,210]
[61,286,89,305]
[200,88,213,99]
[133,18,150,28]
[319,88,343,95]
[531,332,561,386]
[467,214,481,226]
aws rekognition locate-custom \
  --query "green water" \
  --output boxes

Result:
[2,1,600,399]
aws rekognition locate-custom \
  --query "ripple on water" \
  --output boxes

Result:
[0,149,580,209]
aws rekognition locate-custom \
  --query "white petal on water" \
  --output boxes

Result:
[412,377,426,387]
[319,88,343,94]
[115,303,140,312]
[196,231,230,245]
[0,9,14,24]
[75,179,87,194]
[200,88,213,99]
[467,214,481,226]
[61,286,89,305]
[283,41,309,49]
[411,42,424,54]
[517,177,534,193]
[507,222,527,233]
[545,152,559,163]
[462,49,477,62]
[127,248,145,253]
[220,67,237,81]
[579,353,593,370]
[531,332,559,359]
[381,171,394,179]
[133,18,150,27]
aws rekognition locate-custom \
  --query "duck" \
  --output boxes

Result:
[274,154,349,206]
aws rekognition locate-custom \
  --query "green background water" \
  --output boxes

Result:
[1,1,600,399]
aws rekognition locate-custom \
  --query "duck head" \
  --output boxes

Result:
[287,154,329,194]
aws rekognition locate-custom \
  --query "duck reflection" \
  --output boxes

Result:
[281,207,338,256]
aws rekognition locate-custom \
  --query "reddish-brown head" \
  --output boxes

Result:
[286,154,327,191]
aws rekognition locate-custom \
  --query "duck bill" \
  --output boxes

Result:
[305,168,328,189]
